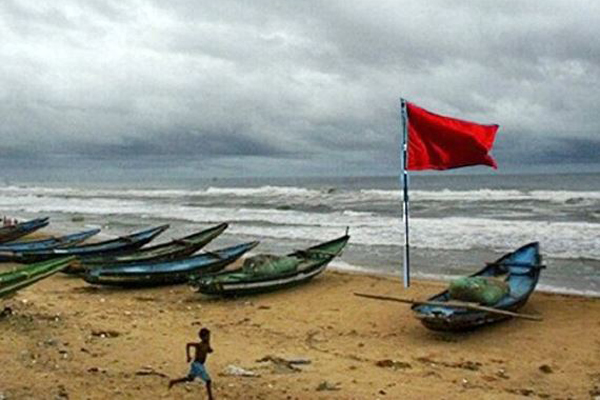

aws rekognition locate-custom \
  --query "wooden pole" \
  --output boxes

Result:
[354,292,543,321]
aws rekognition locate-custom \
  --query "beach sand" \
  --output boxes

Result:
[1,263,599,399]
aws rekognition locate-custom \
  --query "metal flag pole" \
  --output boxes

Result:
[400,98,410,287]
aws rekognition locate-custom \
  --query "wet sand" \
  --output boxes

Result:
[1,260,599,400]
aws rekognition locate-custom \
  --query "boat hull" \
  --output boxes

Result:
[0,217,50,244]
[0,228,100,254]
[193,234,349,297]
[83,241,259,287]
[7,225,169,263]
[411,242,544,331]
[0,257,74,298]
[79,223,228,268]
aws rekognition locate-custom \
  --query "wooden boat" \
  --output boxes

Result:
[67,223,228,274]
[0,228,100,253]
[411,242,544,331]
[0,217,50,244]
[4,225,169,263]
[82,241,259,287]
[0,256,75,298]
[191,233,350,297]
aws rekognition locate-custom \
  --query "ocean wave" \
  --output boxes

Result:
[3,185,600,207]
[360,188,600,203]
[2,183,600,262]
[204,186,323,197]
[0,185,328,201]
[3,191,600,260]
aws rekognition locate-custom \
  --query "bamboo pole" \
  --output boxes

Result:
[354,292,543,321]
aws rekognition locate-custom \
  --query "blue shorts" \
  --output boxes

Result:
[188,361,211,382]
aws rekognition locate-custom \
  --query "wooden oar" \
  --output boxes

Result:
[354,292,543,321]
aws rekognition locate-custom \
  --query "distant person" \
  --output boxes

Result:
[168,327,214,399]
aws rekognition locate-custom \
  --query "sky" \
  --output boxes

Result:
[1,0,600,181]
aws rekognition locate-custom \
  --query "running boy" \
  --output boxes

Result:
[169,327,214,399]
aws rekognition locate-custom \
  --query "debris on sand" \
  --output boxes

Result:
[90,329,120,339]
[256,355,311,373]
[316,381,340,391]
[0,306,13,319]
[539,364,553,374]
[221,365,260,377]
[375,359,412,370]
[135,366,168,378]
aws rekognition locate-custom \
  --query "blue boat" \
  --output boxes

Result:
[6,225,169,263]
[0,217,50,244]
[79,223,228,267]
[0,228,100,253]
[83,241,259,287]
[411,242,544,331]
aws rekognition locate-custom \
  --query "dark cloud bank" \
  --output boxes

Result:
[1,0,599,181]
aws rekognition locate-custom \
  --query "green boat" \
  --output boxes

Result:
[0,257,74,298]
[64,223,228,274]
[191,232,350,296]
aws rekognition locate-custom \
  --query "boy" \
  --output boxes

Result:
[169,327,214,399]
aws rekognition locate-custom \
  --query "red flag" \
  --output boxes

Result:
[406,102,499,170]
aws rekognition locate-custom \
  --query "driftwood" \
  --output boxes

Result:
[354,292,543,321]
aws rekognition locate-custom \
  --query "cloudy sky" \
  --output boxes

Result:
[1,0,599,181]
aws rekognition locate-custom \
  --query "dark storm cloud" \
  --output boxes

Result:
[1,0,599,178]
[66,129,289,159]
[528,137,600,164]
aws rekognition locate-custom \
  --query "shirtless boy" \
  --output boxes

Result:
[169,327,214,400]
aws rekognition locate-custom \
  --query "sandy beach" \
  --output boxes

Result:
[1,258,599,400]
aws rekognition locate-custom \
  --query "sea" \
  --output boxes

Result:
[1,172,599,297]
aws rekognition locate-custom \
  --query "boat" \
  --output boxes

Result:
[191,233,350,297]
[0,256,75,298]
[82,241,259,287]
[4,225,169,263]
[66,223,228,274]
[0,217,50,244]
[411,242,544,331]
[0,228,100,253]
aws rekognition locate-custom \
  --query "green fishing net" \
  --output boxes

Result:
[448,276,510,306]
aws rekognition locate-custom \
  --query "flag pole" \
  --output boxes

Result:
[400,98,410,287]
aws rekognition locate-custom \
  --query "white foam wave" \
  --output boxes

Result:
[204,186,323,197]
[3,185,600,207]
[360,188,600,203]
[2,186,600,261]
[0,185,324,200]
[328,260,375,274]
[3,190,600,260]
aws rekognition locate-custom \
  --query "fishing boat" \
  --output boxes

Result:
[82,241,259,287]
[0,228,100,253]
[191,233,350,297]
[0,256,75,298]
[66,223,228,274]
[411,242,544,331]
[0,217,50,244]
[4,225,169,263]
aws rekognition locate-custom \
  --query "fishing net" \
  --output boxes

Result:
[448,276,510,306]
[242,254,299,276]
